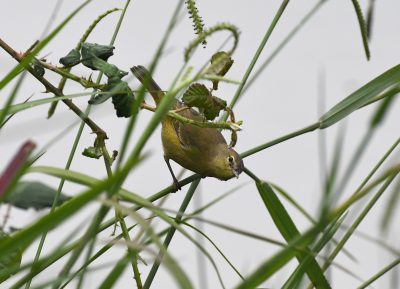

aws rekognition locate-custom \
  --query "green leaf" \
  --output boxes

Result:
[320,64,400,129]
[207,51,234,90]
[256,180,331,289]
[88,57,127,78]
[59,49,81,66]
[0,230,22,283]
[182,83,227,120]
[4,181,69,210]
[111,83,135,117]
[82,146,103,159]
[0,180,106,261]
[182,83,210,107]
[80,42,114,70]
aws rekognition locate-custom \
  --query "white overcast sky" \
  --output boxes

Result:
[1,1,400,288]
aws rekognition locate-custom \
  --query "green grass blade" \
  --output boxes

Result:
[270,183,357,262]
[350,0,370,60]
[143,180,200,289]
[320,174,398,275]
[245,168,331,288]
[0,183,106,261]
[356,258,400,289]
[97,256,130,289]
[320,65,400,129]
[282,215,345,289]
[380,177,400,233]
[234,224,324,289]
[0,92,91,116]
[225,0,290,115]
[182,221,245,280]
[255,180,331,289]
[0,72,27,127]
[243,0,326,94]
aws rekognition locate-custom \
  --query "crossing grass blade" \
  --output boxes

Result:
[0,92,92,116]
[320,64,400,129]
[254,179,331,289]
[0,182,107,261]
[234,224,324,289]
[282,215,345,289]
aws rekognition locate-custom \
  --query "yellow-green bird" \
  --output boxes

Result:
[131,66,244,190]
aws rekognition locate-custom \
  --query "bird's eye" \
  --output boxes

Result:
[228,156,234,163]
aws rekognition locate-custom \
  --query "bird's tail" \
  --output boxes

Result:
[130,65,164,105]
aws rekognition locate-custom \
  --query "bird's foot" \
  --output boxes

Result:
[171,179,182,193]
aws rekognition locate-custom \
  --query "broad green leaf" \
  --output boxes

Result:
[0,180,106,261]
[0,231,22,283]
[320,64,400,129]
[256,181,331,289]
[4,181,70,210]
[182,83,210,107]
[182,83,227,120]
[59,49,81,66]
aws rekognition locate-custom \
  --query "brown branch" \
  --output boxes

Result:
[0,37,107,140]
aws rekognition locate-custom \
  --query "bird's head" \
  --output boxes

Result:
[210,145,244,180]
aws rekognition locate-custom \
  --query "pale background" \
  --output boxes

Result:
[1,0,400,288]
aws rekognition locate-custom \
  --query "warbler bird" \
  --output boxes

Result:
[131,66,243,191]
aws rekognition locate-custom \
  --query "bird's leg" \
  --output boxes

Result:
[163,156,181,192]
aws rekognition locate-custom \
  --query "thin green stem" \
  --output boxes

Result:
[143,179,200,289]
[226,0,290,113]
[307,174,398,289]
[116,0,183,165]
[356,258,400,289]
[242,0,326,95]
[49,2,132,288]
[39,61,104,89]
[241,122,320,158]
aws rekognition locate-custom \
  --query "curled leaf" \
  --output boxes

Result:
[82,146,103,159]
[89,75,134,118]
[59,49,81,66]
[207,51,234,90]
[81,43,114,70]
[110,81,135,118]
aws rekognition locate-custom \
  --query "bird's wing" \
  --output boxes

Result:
[171,106,226,152]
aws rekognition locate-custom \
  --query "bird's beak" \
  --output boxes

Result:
[233,170,240,179]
